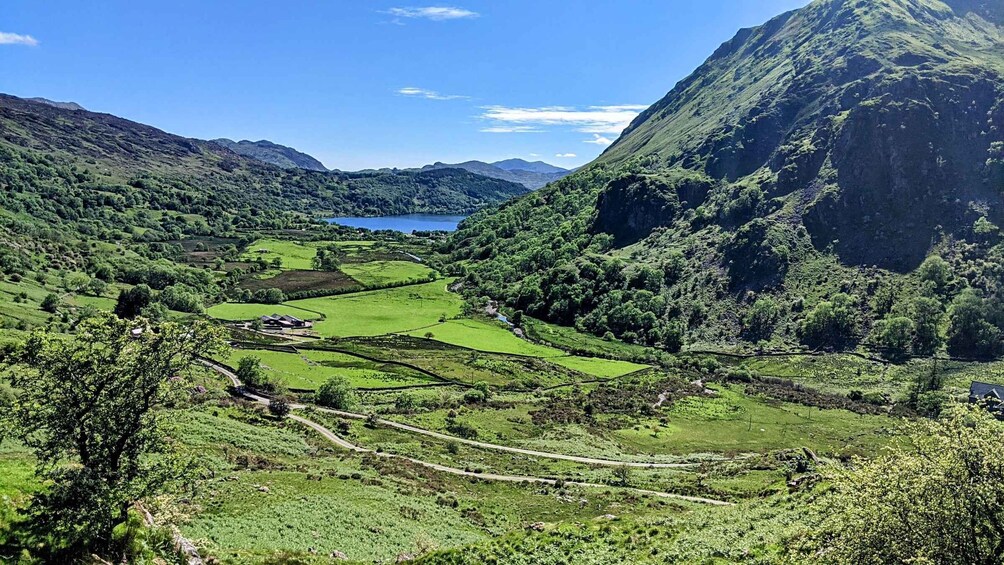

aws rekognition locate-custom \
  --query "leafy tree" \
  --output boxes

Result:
[159,284,204,313]
[268,397,290,418]
[798,293,859,350]
[113,284,152,319]
[946,289,1004,359]
[85,278,109,297]
[313,247,342,271]
[40,293,60,314]
[819,406,1004,564]
[250,288,285,304]
[316,376,356,410]
[917,255,952,295]
[5,315,225,559]
[874,316,914,361]
[235,355,273,391]
[742,297,780,341]
[910,296,944,355]
[613,465,631,486]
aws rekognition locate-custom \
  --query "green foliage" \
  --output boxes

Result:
[873,316,914,362]
[3,314,226,559]
[39,294,59,314]
[250,288,286,305]
[946,289,1004,359]
[798,293,859,350]
[315,376,356,410]
[742,297,780,341]
[818,407,1004,564]
[114,285,152,319]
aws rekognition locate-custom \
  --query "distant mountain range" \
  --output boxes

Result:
[211,138,328,172]
[418,159,572,189]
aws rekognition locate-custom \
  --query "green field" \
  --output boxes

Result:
[340,260,435,287]
[242,239,317,270]
[207,303,323,322]
[227,347,439,389]
[405,319,565,357]
[289,280,462,337]
[550,355,649,378]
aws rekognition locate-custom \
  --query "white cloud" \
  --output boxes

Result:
[479,125,543,133]
[386,6,479,20]
[584,134,614,146]
[528,153,539,157]
[555,153,577,158]
[479,104,647,135]
[397,87,468,101]
[0,32,38,46]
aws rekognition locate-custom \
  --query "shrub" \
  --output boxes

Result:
[315,376,356,410]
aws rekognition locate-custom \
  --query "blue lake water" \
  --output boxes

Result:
[325,214,468,233]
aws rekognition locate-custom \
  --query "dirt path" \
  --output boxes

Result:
[201,360,731,506]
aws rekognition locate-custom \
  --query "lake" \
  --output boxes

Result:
[325,214,468,233]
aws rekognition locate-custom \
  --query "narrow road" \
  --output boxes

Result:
[202,359,696,468]
[201,360,732,506]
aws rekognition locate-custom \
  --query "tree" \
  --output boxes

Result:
[5,315,225,559]
[820,406,1004,564]
[798,293,859,350]
[613,465,631,486]
[917,255,952,295]
[86,278,109,297]
[268,397,290,418]
[40,293,60,314]
[250,288,285,304]
[235,355,273,391]
[874,316,914,361]
[946,289,1004,359]
[910,296,944,355]
[113,285,152,319]
[316,376,356,410]
[742,297,780,342]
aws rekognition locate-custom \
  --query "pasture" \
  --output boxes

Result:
[227,347,439,390]
[242,239,317,270]
[340,260,436,287]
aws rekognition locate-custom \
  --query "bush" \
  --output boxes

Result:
[799,293,859,350]
[316,376,356,410]
[40,293,60,313]
[268,397,290,418]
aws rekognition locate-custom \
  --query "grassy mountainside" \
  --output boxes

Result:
[448,0,1004,357]
[0,94,529,240]
[211,138,329,171]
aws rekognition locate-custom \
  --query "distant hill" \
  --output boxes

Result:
[491,159,568,174]
[419,159,570,189]
[0,93,531,246]
[26,97,85,111]
[212,138,328,171]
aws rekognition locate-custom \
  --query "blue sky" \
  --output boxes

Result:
[1,1,809,170]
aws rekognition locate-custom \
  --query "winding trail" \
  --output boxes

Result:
[200,359,732,506]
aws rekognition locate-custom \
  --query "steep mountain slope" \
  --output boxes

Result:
[211,138,328,171]
[420,159,570,189]
[26,97,86,111]
[448,0,1004,356]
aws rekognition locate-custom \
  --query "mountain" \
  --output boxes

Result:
[491,159,568,174]
[211,138,328,172]
[420,159,570,189]
[26,97,86,111]
[448,0,1004,357]
[0,94,530,254]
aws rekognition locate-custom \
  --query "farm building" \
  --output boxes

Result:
[969,381,1004,415]
[260,314,313,330]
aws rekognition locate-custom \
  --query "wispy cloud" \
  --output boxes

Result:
[0,32,38,46]
[480,125,543,133]
[479,105,647,135]
[397,87,468,101]
[555,153,577,158]
[385,6,479,21]
[583,134,614,146]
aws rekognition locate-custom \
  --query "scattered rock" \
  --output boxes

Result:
[258,485,270,493]
[528,522,546,531]
[396,553,415,562]
[331,550,348,560]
